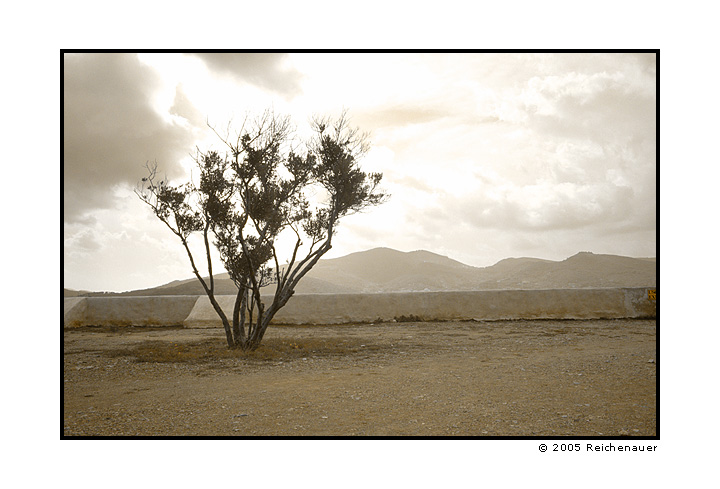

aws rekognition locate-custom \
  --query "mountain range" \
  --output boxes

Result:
[64,247,657,297]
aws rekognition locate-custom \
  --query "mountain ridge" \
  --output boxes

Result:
[65,247,656,297]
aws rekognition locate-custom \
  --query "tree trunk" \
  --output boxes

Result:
[231,284,247,348]
[206,293,234,349]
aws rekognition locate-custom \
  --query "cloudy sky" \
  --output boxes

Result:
[63,52,656,292]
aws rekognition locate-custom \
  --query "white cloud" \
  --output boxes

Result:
[63,52,656,291]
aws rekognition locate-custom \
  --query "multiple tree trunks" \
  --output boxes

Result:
[137,110,386,350]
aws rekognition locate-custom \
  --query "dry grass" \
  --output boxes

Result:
[66,325,185,334]
[103,336,380,364]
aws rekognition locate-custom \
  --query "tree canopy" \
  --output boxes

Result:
[137,110,387,350]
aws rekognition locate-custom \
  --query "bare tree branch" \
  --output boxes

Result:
[137,110,387,350]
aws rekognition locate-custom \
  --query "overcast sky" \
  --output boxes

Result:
[63,52,656,292]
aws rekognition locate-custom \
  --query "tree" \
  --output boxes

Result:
[136,110,387,350]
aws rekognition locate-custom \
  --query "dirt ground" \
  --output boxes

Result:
[63,319,657,437]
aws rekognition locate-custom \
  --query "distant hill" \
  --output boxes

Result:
[306,247,479,292]
[475,252,656,290]
[64,248,657,297]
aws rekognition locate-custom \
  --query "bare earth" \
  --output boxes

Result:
[63,319,657,437]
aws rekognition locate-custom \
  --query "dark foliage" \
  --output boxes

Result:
[137,110,387,350]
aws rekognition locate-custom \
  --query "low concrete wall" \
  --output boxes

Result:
[63,297,87,326]
[63,295,199,327]
[183,288,656,327]
[622,287,658,319]
[63,287,656,328]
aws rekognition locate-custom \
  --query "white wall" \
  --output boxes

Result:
[64,288,656,328]
[63,295,199,327]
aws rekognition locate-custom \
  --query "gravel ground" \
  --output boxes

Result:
[63,319,657,437]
